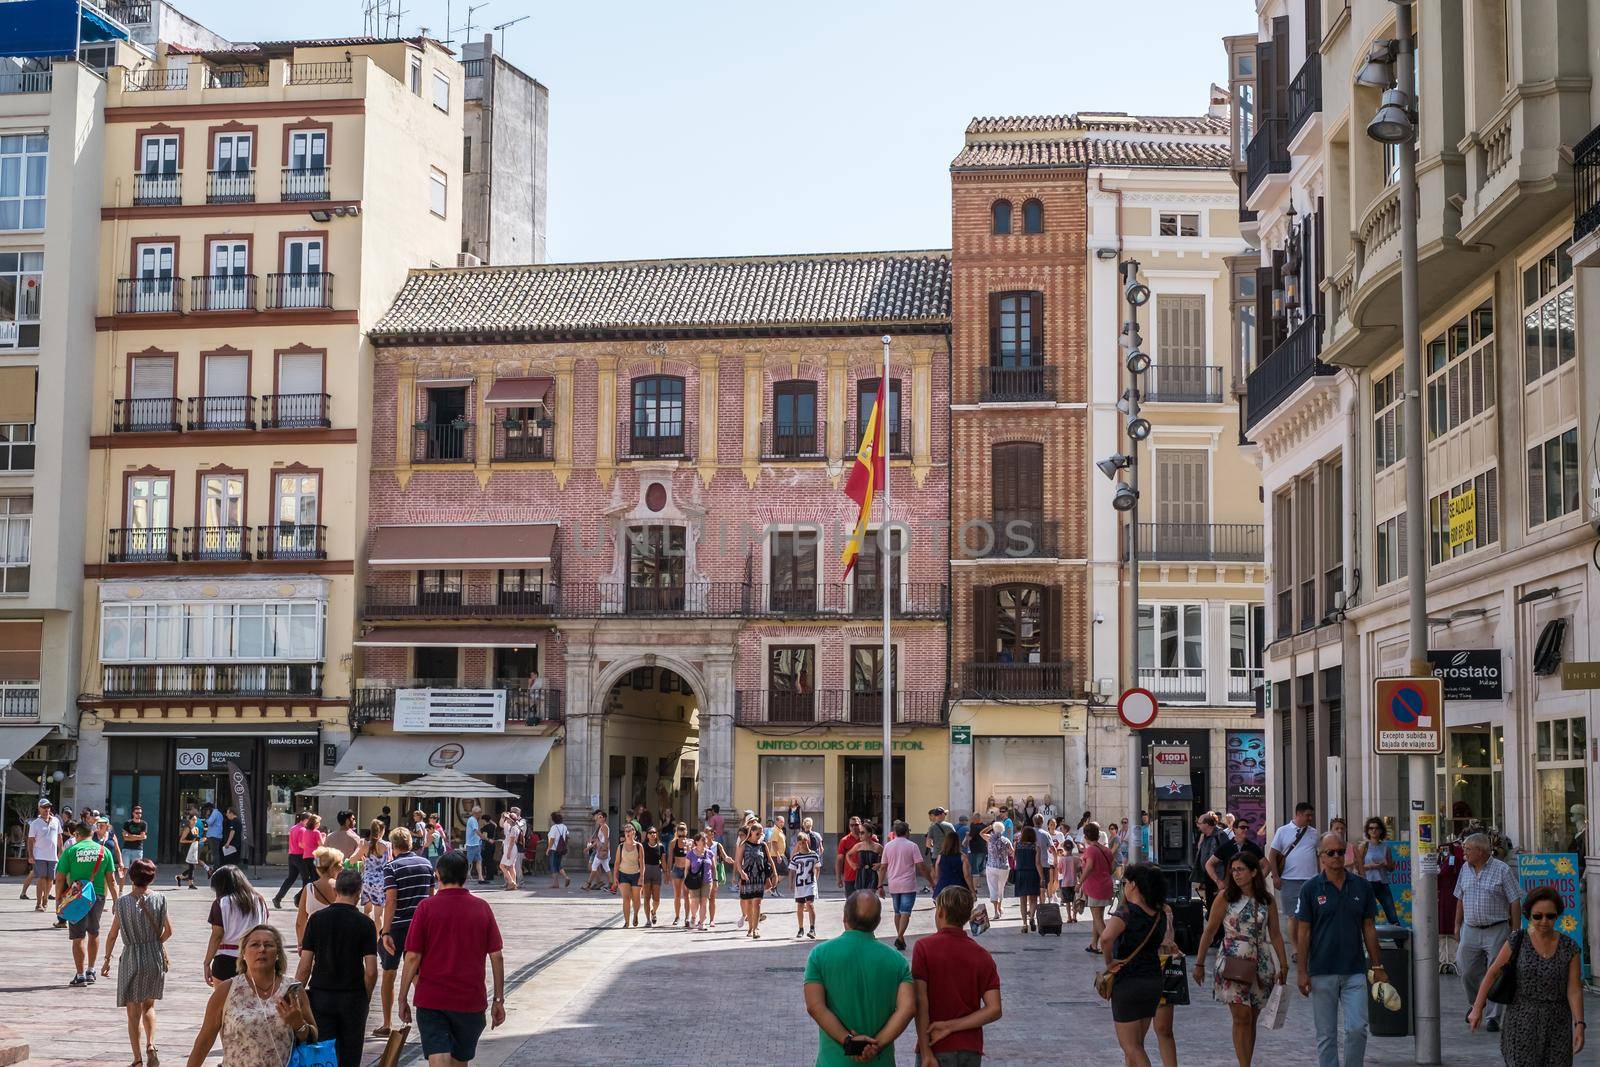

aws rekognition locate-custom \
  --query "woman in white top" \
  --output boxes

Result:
[201,867,270,985]
[294,846,344,946]
[186,924,315,1067]
[499,811,522,890]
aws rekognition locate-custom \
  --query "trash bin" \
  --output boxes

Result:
[1369,925,1412,1037]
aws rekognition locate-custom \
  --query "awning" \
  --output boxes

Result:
[0,724,51,764]
[483,377,554,406]
[336,734,555,776]
[367,523,557,568]
[355,627,541,648]
[5,764,35,794]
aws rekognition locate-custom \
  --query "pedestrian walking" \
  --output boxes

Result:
[912,885,1001,1065]
[767,817,788,896]
[851,820,883,892]
[464,805,484,883]
[924,807,955,867]
[612,823,646,926]
[175,808,201,890]
[836,815,868,893]
[546,811,571,889]
[705,830,734,927]
[790,830,820,938]
[798,815,823,852]
[421,813,448,865]
[932,831,967,898]
[352,819,391,920]
[1193,850,1287,1067]
[1206,816,1265,889]
[99,858,171,1067]
[93,816,127,897]
[203,866,270,984]
[295,845,345,946]
[878,820,932,950]
[272,811,312,910]
[324,810,360,864]
[1453,831,1521,1032]
[640,826,665,924]
[1100,863,1170,1067]
[294,868,377,1067]
[56,819,115,984]
[185,924,316,1067]
[1012,826,1045,933]
[803,890,916,1065]
[1057,837,1081,922]
[1268,802,1319,959]
[1293,832,1387,1067]
[666,822,690,923]
[396,852,506,1066]
[1080,820,1117,952]
[120,805,149,868]
[374,826,434,1040]
[22,798,60,912]
[1353,818,1401,926]
[201,802,225,874]
[734,821,774,938]
[979,818,1012,920]
[221,805,245,866]
[1468,885,1585,1065]
[583,808,610,889]
[1193,812,1224,912]
[499,808,522,890]
[684,832,712,930]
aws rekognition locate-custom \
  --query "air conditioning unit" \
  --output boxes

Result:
[456,252,482,268]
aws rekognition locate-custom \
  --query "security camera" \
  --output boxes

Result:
[1111,484,1139,511]
[1096,453,1132,480]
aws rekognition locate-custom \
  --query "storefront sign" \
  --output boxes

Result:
[1372,677,1444,754]
[1426,649,1502,701]
[1559,661,1600,690]
[428,742,465,768]
[950,726,971,745]
[175,747,208,771]
[1100,766,1118,780]
[1149,742,1192,801]
[1447,488,1477,549]
[207,749,244,769]
[753,739,925,752]
[265,735,318,747]
[1225,730,1266,844]
[1518,853,1588,977]
[226,760,251,862]
[394,689,506,733]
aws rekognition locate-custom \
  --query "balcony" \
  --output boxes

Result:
[189,275,257,313]
[114,278,183,315]
[492,414,553,461]
[597,582,745,615]
[964,514,1060,559]
[0,423,36,472]
[1138,667,1206,704]
[461,58,485,78]
[0,70,52,95]
[1128,522,1264,563]
[364,586,559,618]
[107,527,178,563]
[734,689,945,727]
[183,525,250,562]
[102,663,322,698]
[619,419,693,460]
[258,523,327,561]
[0,685,39,721]
[1286,53,1322,139]
[100,1,152,24]
[261,393,331,430]
[1228,668,1265,703]
[188,395,254,430]
[1244,117,1289,197]
[285,61,353,85]
[1244,314,1330,431]
[132,171,181,206]
[753,582,948,618]
[112,398,183,433]
[281,168,330,202]
[843,415,910,458]
[203,65,269,89]
[351,685,563,729]
[265,272,332,310]
[122,67,187,92]
[206,169,256,204]
[761,419,825,461]
[1574,123,1600,245]
[981,364,1056,403]
[958,661,1076,699]
[1143,364,1223,403]
[413,422,475,463]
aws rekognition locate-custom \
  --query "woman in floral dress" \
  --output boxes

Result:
[1469,886,1586,1066]
[1194,851,1288,1067]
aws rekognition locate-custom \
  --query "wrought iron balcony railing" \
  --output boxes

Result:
[957,661,1076,699]
[115,277,182,314]
[189,274,257,312]
[281,168,330,202]
[106,527,179,563]
[188,395,254,430]
[1245,117,1290,196]
[113,397,182,433]
[257,523,326,560]
[265,272,332,310]
[1244,314,1329,431]
[1143,364,1223,403]
[1127,523,1265,563]
[981,363,1056,403]
[734,689,945,726]
[413,422,475,463]
[260,393,331,429]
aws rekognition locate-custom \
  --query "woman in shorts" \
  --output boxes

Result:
[640,826,665,926]
[684,833,713,930]
[611,824,645,927]
[666,823,690,925]
[788,830,819,938]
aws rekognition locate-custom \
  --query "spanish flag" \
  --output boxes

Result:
[840,392,886,577]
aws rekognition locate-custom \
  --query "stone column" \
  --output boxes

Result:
[700,651,735,833]
[560,627,600,850]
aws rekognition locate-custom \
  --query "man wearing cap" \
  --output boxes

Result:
[24,798,62,912]
[924,808,954,871]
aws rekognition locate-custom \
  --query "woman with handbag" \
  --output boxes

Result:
[100,859,172,1067]
[1098,863,1169,1066]
[1193,850,1287,1067]
[185,924,319,1067]
[1469,886,1586,1065]
[176,811,200,890]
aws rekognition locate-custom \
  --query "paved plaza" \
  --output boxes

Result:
[0,872,1594,1066]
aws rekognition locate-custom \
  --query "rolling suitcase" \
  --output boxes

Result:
[1035,902,1063,936]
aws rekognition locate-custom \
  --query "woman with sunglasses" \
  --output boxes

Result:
[1354,818,1401,926]
[1193,851,1287,1067]
[1469,885,1585,1064]
[639,827,665,926]
[666,823,691,925]
[610,825,645,927]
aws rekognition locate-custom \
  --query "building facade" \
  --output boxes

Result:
[460,34,548,265]
[361,252,950,848]
[74,32,463,863]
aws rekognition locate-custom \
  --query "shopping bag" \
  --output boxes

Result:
[968,902,991,937]
[286,1038,338,1067]
[1263,982,1289,1030]
[376,1024,412,1067]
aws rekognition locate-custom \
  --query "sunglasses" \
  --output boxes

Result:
[1322,849,1345,857]
[1530,911,1559,921]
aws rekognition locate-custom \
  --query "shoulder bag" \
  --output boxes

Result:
[1094,909,1162,1000]
[1275,824,1311,877]
[58,841,111,924]
[1486,930,1525,1004]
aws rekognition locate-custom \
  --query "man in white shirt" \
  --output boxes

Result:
[24,798,62,912]
[546,813,570,888]
[1268,801,1319,957]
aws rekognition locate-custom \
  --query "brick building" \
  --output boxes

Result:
[357,251,950,845]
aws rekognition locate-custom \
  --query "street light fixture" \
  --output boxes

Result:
[1111,484,1138,511]
[1096,452,1133,480]
[1125,417,1151,441]
[1124,281,1151,307]
[1367,88,1415,143]
[1355,40,1398,88]
[1125,348,1151,375]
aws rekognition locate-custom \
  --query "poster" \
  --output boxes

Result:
[1386,841,1413,928]
[1518,853,1588,977]
[1225,730,1266,845]
[1150,743,1193,801]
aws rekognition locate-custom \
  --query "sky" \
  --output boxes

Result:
[176,1,1245,263]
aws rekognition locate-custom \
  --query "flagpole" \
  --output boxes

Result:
[880,334,893,843]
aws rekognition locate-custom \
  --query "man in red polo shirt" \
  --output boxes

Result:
[397,851,505,1065]
[912,885,1002,1065]
[836,815,866,893]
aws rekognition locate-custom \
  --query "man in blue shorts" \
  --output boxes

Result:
[878,820,933,952]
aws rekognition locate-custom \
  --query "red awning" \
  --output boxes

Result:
[483,377,554,406]
[367,523,557,568]
[354,626,541,648]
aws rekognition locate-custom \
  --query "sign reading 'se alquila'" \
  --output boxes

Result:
[1426,649,1502,701]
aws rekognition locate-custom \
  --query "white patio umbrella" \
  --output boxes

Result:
[299,767,402,797]
[403,767,517,799]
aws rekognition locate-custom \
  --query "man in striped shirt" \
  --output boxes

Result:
[374,826,434,1039]
[1453,833,1520,1032]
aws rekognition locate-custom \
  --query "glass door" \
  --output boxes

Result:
[207,240,249,311]
[841,757,904,834]
[134,242,177,312]
[281,237,324,308]
[272,471,319,557]
[125,474,172,559]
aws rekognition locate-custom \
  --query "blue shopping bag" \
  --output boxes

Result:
[287,1038,338,1067]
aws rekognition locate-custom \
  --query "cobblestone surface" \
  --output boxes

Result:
[1,873,1594,1065]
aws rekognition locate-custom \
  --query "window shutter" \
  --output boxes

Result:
[1042,584,1062,665]
[1313,199,1326,320]
[1255,267,1274,363]
[1396,512,1409,579]
[1030,292,1045,360]
[972,585,994,662]
[277,352,322,395]
[1256,41,1275,123]
[204,354,248,398]
[988,294,1001,363]
[1528,445,1545,527]
[131,356,175,398]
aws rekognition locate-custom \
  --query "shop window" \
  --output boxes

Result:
[760,756,823,828]
[1527,427,1580,527]
[973,736,1064,816]
[1436,725,1503,839]
[1534,716,1586,853]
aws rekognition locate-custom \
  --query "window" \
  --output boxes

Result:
[1022,199,1043,234]
[1153,295,1208,400]
[1138,603,1205,699]
[408,55,422,95]
[850,645,898,721]
[771,380,817,456]
[1295,473,1316,628]
[852,528,901,615]
[1271,490,1292,637]
[197,473,245,558]
[432,70,450,112]
[1382,40,1418,184]
[499,405,549,460]
[1527,427,1580,527]
[497,568,546,606]
[0,251,41,348]
[768,530,818,612]
[991,442,1045,555]
[1425,301,1495,440]
[139,134,179,177]
[1429,468,1498,564]
[279,237,325,308]
[630,376,685,455]
[991,200,1012,235]
[99,599,322,662]
[767,646,814,722]
[0,495,28,593]
[1372,366,1405,471]
[204,240,250,312]
[1534,716,1587,853]
[1154,449,1209,556]
[418,385,468,461]
[1228,603,1265,700]
[1522,240,1574,383]
[124,475,172,559]
[1321,459,1343,607]
[463,136,472,173]
[1233,267,1258,380]
[274,470,319,528]
[287,129,327,173]
[429,167,447,218]
[626,525,686,611]
[1234,82,1254,163]
[989,292,1042,366]
[0,133,47,231]
[213,132,252,174]
[417,569,462,607]
[993,585,1042,662]
[855,378,902,454]
[272,352,324,427]
[1375,513,1408,586]
[1158,212,1200,237]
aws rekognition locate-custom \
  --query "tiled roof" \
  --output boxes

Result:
[168,35,440,57]
[372,251,952,341]
[966,113,1227,136]
[950,138,1230,171]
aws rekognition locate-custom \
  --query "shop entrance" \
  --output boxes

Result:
[601,664,700,831]
[842,756,904,833]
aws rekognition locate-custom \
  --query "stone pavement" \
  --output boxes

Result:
[1,872,1596,1065]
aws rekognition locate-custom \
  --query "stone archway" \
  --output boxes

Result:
[591,655,706,831]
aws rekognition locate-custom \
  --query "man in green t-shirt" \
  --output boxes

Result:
[803,891,915,1065]
[54,821,115,986]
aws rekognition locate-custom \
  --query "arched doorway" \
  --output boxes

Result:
[600,662,700,828]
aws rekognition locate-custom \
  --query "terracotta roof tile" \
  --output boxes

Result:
[950,138,1230,171]
[965,113,1228,136]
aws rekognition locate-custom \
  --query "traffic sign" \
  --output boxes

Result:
[1373,676,1444,754]
[1117,687,1159,730]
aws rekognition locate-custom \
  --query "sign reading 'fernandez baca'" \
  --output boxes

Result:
[754,739,926,752]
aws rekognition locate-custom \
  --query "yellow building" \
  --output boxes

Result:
[75,34,462,864]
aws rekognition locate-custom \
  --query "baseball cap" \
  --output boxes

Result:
[929,806,946,816]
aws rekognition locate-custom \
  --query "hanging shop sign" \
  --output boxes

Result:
[394,688,506,733]
[1426,649,1502,701]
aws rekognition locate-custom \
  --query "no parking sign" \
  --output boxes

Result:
[1372,677,1444,754]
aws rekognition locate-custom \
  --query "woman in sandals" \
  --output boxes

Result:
[1194,851,1287,1067]
[101,858,172,1067]
[610,824,645,927]
[733,822,773,938]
